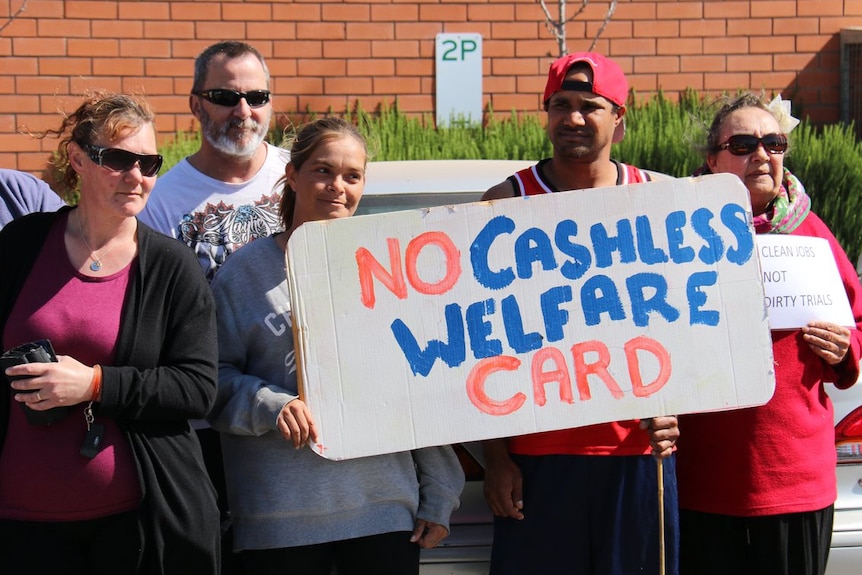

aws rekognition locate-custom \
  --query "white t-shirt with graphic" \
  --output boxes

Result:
[140,142,289,281]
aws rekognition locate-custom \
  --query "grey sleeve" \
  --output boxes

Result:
[412,445,465,530]
[207,266,295,435]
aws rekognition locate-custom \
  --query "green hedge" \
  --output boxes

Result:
[783,121,862,263]
[612,89,711,177]
[158,95,862,262]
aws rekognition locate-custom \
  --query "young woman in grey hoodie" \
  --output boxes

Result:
[208,117,464,575]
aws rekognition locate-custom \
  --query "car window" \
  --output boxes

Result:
[356,191,484,216]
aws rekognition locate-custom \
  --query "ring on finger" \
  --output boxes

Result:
[34,391,42,402]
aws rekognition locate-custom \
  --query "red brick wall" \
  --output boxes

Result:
[1,0,860,173]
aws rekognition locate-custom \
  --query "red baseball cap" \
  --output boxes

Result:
[542,52,629,108]
[543,52,628,142]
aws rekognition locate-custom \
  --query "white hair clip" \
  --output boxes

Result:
[767,95,800,133]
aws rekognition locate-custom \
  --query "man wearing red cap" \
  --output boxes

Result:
[481,52,680,575]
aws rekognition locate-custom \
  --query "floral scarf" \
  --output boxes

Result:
[751,167,810,234]
[693,165,810,234]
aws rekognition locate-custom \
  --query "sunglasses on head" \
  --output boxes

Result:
[79,143,163,177]
[192,89,271,108]
[715,133,788,156]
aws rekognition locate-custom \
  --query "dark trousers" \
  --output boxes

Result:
[197,426,238,574]
[0,510,140,575]
[490,453,679,575]
[237,531,420,575]
[679,505,834,575]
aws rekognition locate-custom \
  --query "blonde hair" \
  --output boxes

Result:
[43,90,156,192]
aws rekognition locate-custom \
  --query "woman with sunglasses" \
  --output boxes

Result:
[675,92,862,575]
[0,91,220,574]
[207,117,464,575]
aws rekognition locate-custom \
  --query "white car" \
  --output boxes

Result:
[828,383,862,575]
[361,160,862,575]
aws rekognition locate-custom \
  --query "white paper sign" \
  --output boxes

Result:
[287,173,776,460]
[757,234,855,329]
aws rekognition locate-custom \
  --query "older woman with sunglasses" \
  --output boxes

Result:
[675,93,862,575]
[0,91,220,574]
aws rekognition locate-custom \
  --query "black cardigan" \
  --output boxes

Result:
[0,207,220,574]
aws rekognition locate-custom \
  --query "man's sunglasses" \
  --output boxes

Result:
[79,143,163,177]
[192,89,271,108]
[715,133,788,156]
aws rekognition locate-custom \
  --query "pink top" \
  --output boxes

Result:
[0,212,141,520]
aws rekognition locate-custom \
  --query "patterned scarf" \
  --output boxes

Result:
[751,167,810,234]
[693,165,811,234]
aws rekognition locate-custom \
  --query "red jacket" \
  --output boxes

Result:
[677,211,862,515]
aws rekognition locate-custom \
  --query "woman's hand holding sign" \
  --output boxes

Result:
[802,321,851,366]
[277,398,319,449]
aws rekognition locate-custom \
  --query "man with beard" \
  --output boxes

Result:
[479,53,681,575]
[140,41,288,281]
[139,42,288,574]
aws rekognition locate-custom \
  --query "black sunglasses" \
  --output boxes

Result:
[79,143,163,177]
[715,133,788,156]
[192,89,271,108]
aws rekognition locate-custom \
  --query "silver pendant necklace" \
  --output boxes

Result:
[77,213,115,272]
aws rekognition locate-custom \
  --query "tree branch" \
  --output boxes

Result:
[0,0,29,35]
[588,0,618,51]
[538,0,616,57]
[567,0,590,24]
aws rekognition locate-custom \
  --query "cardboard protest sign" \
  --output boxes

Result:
[287,172,776,460]
[757,235,855,329]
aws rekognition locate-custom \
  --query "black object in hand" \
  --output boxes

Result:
[0,339,71,425]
